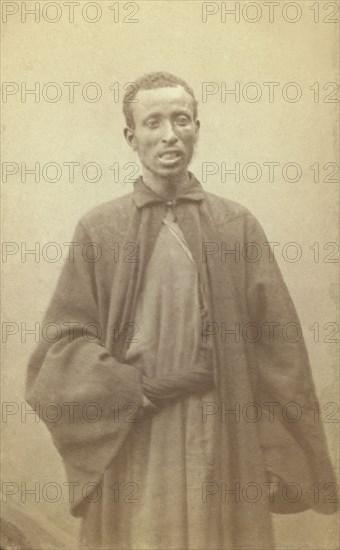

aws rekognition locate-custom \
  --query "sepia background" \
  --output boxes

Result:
[1,1,339,548]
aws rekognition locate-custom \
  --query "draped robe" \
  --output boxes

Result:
[26,174,338,549]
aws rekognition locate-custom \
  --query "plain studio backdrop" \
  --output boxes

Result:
[1,1,339,548]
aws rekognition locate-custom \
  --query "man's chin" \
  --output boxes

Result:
[160,168,185,179]
[154,163,189,180]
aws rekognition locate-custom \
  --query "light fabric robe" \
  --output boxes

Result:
[80,208,220,550]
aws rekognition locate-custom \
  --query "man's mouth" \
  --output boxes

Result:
[158,151,184,167]
[158,150,182,161]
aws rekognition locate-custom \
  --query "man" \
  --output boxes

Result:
[26,72,337,550]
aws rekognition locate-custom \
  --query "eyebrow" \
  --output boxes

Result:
[143,112,162,121]
[172,110,191,117]
[142,109,192,122]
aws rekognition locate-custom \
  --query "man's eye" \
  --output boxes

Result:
[175,116,190,126]
[146,120,159,129]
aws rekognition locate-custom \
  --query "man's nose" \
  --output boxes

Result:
[161,121,178,144]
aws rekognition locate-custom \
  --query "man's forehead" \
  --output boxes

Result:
[133,85,194,113]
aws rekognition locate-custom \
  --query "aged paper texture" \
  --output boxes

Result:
[1,1,339,549]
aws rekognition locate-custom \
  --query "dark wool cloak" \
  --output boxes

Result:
[26,175,337,549]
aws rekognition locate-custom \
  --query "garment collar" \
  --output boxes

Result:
[132,171,205,208]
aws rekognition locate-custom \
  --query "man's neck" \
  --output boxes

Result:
[141,169,191,200]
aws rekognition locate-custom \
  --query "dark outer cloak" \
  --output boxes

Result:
[26,175,338,549]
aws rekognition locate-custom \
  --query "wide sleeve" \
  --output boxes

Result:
[25,220,144,510]
[244,213,338,514]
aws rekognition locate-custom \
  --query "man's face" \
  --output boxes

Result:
[124,85,200,179]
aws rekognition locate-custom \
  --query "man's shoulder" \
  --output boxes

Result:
[204,190,255,226]
[202,190,268,241]
[79,192,134,233]
[74,185,261,238]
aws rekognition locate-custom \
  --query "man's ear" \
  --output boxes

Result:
[124,127,137,150]
[194,119,200,143]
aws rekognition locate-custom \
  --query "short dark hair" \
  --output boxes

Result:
[122,71,198,129]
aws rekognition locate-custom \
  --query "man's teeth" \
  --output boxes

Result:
[161,153,179,160]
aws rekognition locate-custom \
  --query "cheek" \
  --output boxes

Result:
[137,134,159,154]
[181,132,197,148]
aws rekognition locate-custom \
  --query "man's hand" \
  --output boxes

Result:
[141,394,157,411]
